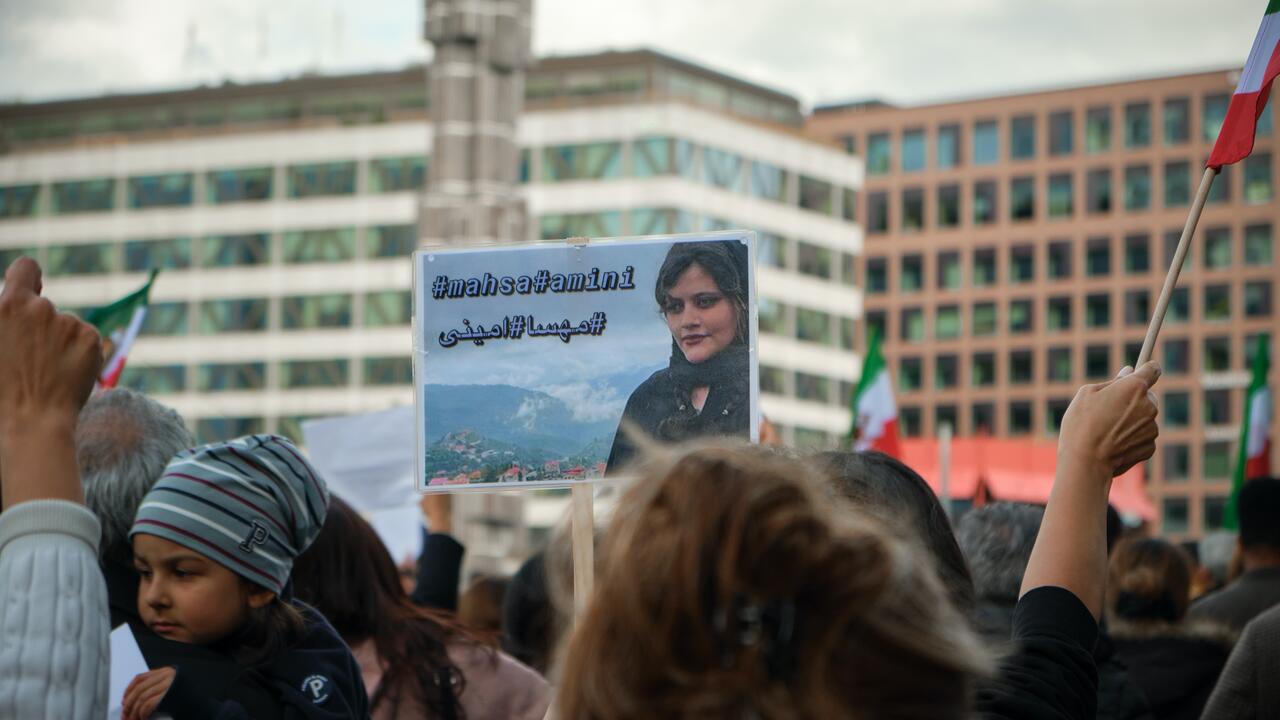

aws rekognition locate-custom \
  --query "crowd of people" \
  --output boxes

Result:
[3,252,1280,718]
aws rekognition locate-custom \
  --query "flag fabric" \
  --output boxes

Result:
[1208,0,1280,168]
[84,270,158,388]
[849,329,900,457]
[1227,334,1272,529]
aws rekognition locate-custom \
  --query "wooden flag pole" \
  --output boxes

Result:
[570,483,594,620]
[1137,167,1219,367]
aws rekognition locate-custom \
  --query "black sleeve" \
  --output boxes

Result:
[974,586,1099,720]
[410,529,465,611]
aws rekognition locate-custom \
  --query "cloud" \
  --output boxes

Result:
[539,381,626,422]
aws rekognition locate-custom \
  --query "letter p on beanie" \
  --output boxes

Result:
[130,434,330,594]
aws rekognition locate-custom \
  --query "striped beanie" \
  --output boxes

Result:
[130,434,330,594]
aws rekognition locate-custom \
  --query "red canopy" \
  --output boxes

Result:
[898,436,1156,521]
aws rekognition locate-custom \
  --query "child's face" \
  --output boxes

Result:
[133,533,272,645]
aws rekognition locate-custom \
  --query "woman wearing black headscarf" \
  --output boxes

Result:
[605,240,751,474]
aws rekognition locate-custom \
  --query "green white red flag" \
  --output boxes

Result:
[1227,334,1272,529]
[84,270,157,389]
[1208,0,1280,168]
[849,329,900,457]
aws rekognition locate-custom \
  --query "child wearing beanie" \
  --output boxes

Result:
[121,434,369,720]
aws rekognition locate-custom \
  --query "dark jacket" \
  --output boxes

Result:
[1108,620,1235,720]
[605,366,750,473]
[1188,566,1280,631]
[1202,602,1280,720]
[1093,625,1155,720]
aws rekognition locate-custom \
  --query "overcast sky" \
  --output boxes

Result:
[0,0,1266,108]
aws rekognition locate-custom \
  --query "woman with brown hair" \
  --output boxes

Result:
[292,497,549,720]
[1106,538,1235,720]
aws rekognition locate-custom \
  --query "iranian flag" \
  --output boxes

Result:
[1227,335,1272,529]
[849,330,900,457]
[1208,0,1280,168]
[84,270,158,389]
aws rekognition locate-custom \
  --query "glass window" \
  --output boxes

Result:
[198,298,268,334]
[1049,110,1074,155]
[749,160,788,202]
[1086,168,1112,214]
[935,354,959,389]
[1125,102,1151,148]
[794,372,831,403]
[203,233,268,267]
[1124,289,1150,326]
[1168,287,1190,324]
[1048,241,1072,279]
[1204,389,1232,426]
[937,124,961,169]
[1204,441,1232,479]
[901,254,923,292]
[1010,176,1035,220]
[936,184,960,228]
[902,129,926,172]
[128,173,193,209]
[125,237,191,271]
[796,307,832,345]
[1124,233,1150,274]
[973,248,996,286]
[1087,237,1111,276]
[936,306,961,339]
[1246,281,1272,317]
[901,187,924,231]
[1010,299,1033,333]
[1086,293,1111,327]
[973,352,996,386]
[369,156,426,193]
[1048,346,1073,382]
[865,257,887,293]
[1164,229,1194,273]
[759,233,788,270]
[973,180,997,225]
[281,293,352,329]
[973,403,996,433]
[1208,162,1232,204]
[633,137,695,179]
[197,361,266,391]
[1205,496,1229,532]
[1262,96,1275,136]
[1204,284,1231,322]
[760,365,787,395]
[1124,165,1151,210]
[899,357,923,392]
[1047,398,1072,434]
[1164,97,1190,145]
[1163,498,1189,533]
[46,243,115,276]
[368,225,416,258]
[841,187,857,222]
[141,301,189,336]
[631,207,693,235]
[1204,336,1232,372]
[1010,115,1036,159]
[1244,153,1273,204]
[703,147,744,191]
[1203,93,1230,143]
[1245,223,1273,265]
[1048,173,1073,218]
[1163,339,1190,374]
[1009,402,1033,435]
[51,179,114,214]
[1204,226,1231,269]
[973,120,998,165]
[866,133,891,175]
[0,184,40,219]
[797,241,832,279]
[1164,444,1190,481]
[1010,245,1034,283]
[1048,296,1072,331]
[199,417,262,446]
[207,167,272,204]
[282,359,349,389]
[937,251,962,290]
[900,407,922,437]
[1164,160,1190,206]
[866,191,889,233]
[1085,345,1111,379]
[1010,350,1033,384]
[287,161,356,198]
[282,227,355,263]
[866,311,886,342]
[542,142,622,182]
[900,307,925,343]
[758,298,788,335]
[1164,392,1190,427]
[120,365,186,395]
[364,290,411,327]
[1085,106,1112,153]
[799,176,833,215]
[973,303,997,336]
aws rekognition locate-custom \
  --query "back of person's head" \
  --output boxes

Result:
[1238,477,1280,551]
[77,388,193,559]
[1107,537,1192,625]
[459,574,509,635]
[815,450,976,613]
[502,551,556,675]
[956,503,1044,603]
[557,442,990,720]
[293,496,465,716]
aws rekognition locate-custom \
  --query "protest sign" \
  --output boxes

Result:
[413,231,759,491]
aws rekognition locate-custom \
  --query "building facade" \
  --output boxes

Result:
[806,69,1279,539]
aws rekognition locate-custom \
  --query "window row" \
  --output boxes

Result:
[854,93,1274,175]
[1162,488,1234,535]
[89,291,412,336]
[120,356,416,395]
[758,299,857,349]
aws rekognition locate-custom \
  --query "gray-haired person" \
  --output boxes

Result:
[957,502,1045,643]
